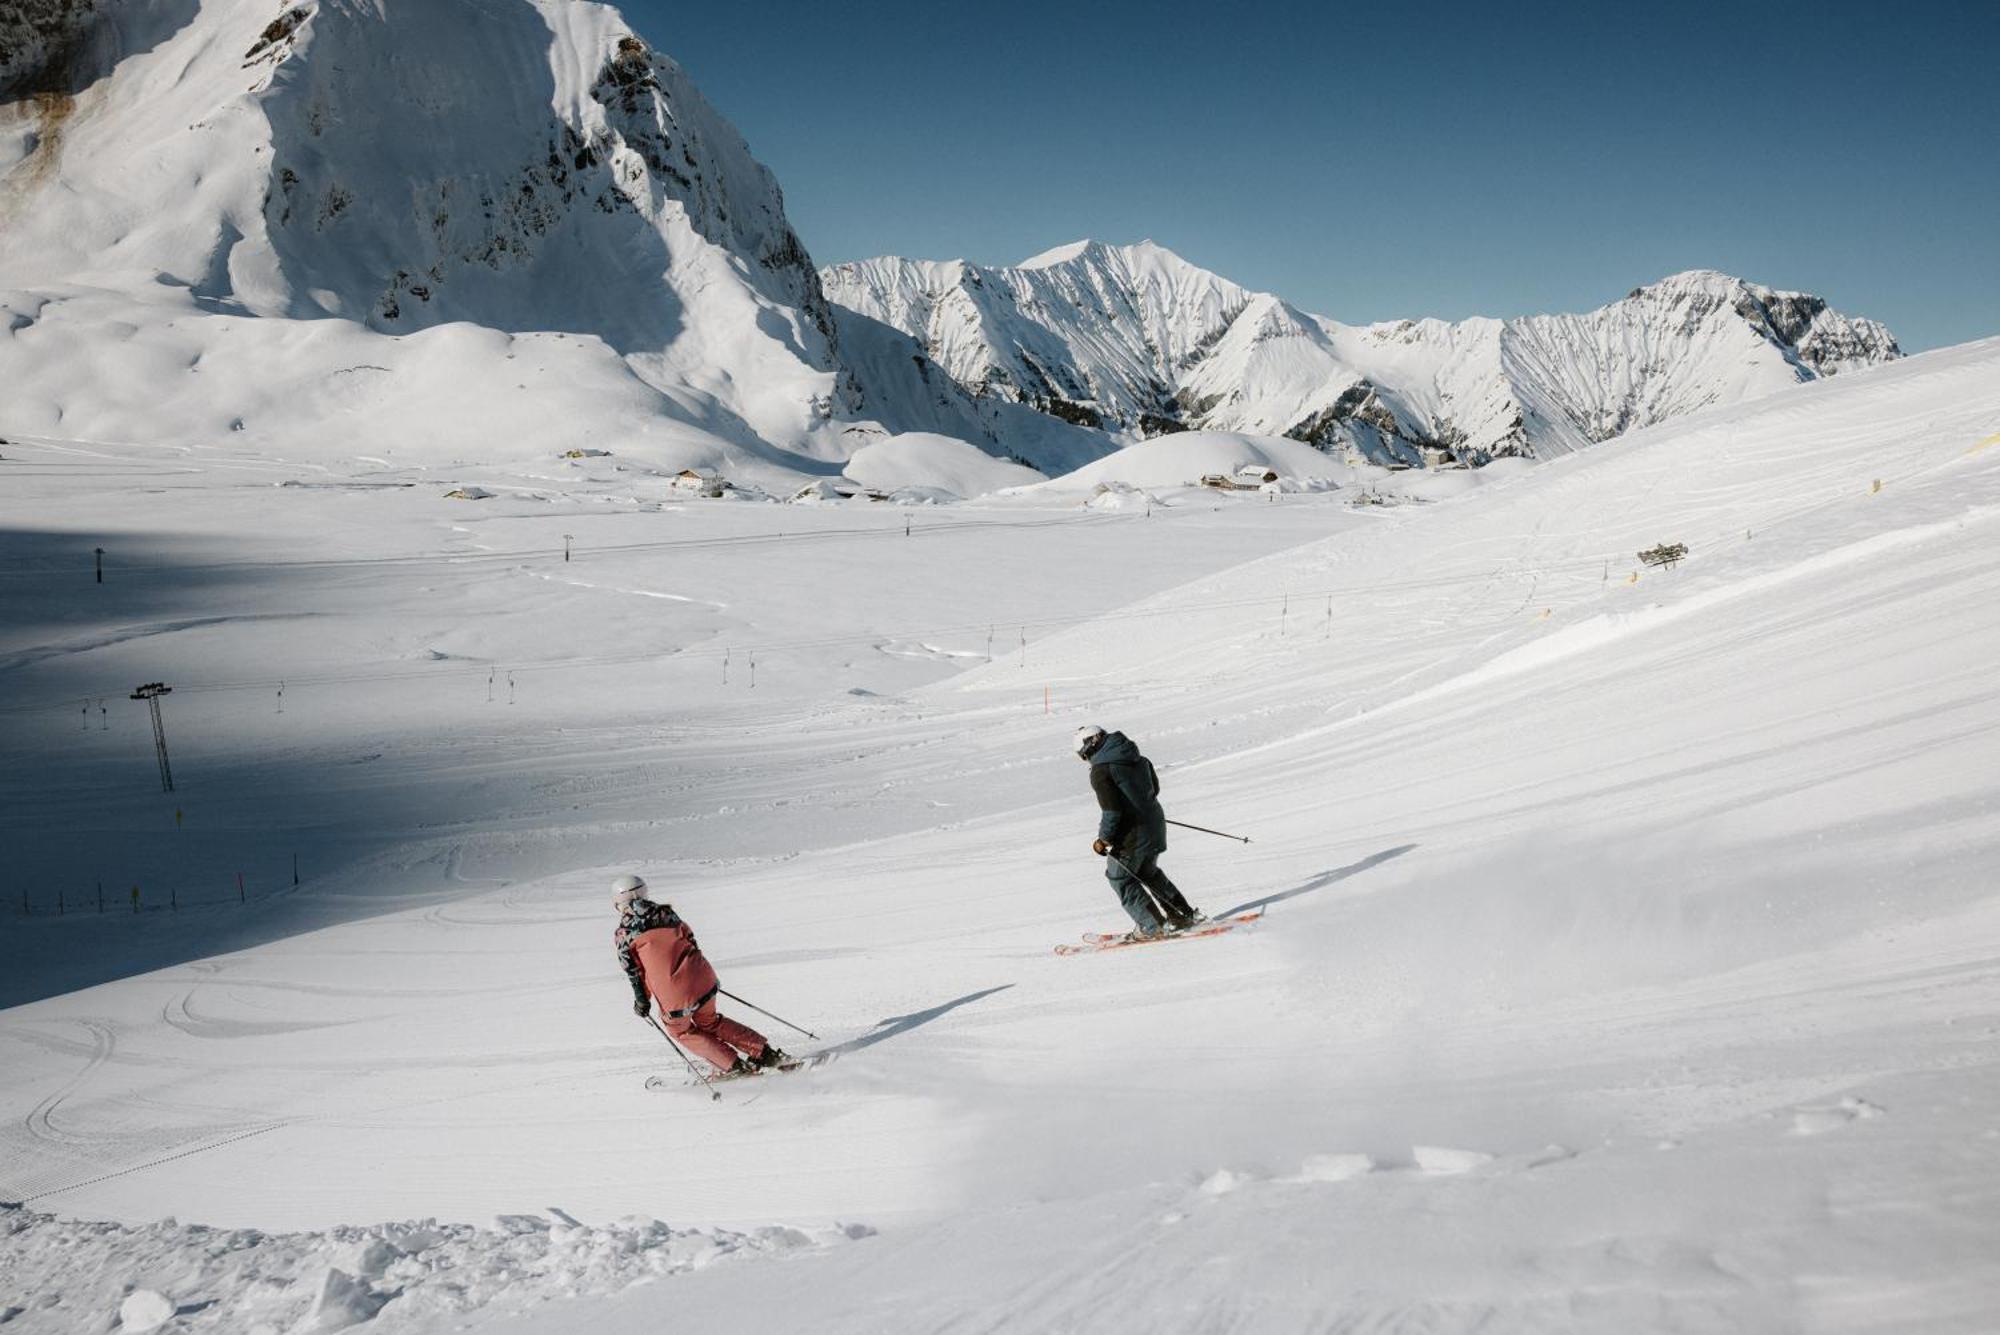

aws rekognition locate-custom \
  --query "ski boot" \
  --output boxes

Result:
[754,1046,792,1070]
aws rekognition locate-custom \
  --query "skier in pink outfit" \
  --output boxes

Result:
[612,874,789,1075]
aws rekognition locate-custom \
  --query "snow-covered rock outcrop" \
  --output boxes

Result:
[3,1,835,344]
[823,243,1902,465]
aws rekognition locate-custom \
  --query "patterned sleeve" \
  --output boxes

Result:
[615,924,649,1005]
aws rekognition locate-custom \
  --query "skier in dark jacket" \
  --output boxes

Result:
[1075,725,1202,938]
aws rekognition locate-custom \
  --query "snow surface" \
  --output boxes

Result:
[1027,430,1342,493]
[839,431,1045,500]
[4,332,2000,1331]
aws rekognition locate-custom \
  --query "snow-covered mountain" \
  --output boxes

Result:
[0,2,1903,485]
[823,241,1903,465]
[0,0,1109,480]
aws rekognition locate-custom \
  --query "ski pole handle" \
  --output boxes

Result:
[1165,818,1251,844]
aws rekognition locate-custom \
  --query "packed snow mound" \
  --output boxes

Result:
[822,242,1902,466]
[840,431,1046,499]
[1033,431,1340,493]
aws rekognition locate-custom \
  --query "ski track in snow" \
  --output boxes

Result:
[518,568,730,609]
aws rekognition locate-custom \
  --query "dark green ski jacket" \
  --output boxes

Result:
[1089,731,1167,853]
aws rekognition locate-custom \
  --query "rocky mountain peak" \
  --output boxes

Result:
[827,246,1903,466]
[1626,269,1901,378]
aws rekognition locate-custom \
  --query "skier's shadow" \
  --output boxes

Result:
[1211,844,1417,920]
[822,984,1014,1057]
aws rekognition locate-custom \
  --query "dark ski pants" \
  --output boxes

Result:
[1106,847,1196,931]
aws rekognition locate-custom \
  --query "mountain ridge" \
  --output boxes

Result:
[822,243,1902,466]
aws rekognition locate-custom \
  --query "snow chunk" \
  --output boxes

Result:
[1196,1168,1257,1196]
[1290,1153,1376,1183]
[4,1204,867,1333]
[302,1267,388,1332]
[1412,1146,1494,1175]
[329,1236,400,1279]
[1082,481,1163,512]
[118,1289,176,1332]
[1790,1096,1886,1136]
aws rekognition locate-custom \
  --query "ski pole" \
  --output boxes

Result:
[649,1013,721,1102]
[717,987,819,1040]
[1104,854,1176,928]
[1165,818,1251,844]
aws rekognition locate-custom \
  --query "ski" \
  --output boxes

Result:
[1054,909,1264,956]
[644,1050,835,1092]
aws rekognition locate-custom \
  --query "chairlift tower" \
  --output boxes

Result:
[131,682,175,792]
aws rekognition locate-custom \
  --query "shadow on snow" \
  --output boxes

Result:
[822,984,1015,1058]
[1210,843,1418,921]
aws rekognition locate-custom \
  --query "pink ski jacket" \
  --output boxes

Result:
[616,903,718,1015]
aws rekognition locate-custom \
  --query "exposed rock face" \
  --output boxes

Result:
[1,0,197,99]
[825,245,1903,465]
[0,0,98,98]
[244,2,840,381]
[825,241,1246,439]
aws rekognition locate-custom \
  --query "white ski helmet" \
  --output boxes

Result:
[611,873,647,912]
[1073,724,1106,759]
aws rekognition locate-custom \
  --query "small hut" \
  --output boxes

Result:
[671,469,725,497]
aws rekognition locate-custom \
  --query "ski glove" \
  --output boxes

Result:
[1092,839,1110,856]
[633,997,651,1018]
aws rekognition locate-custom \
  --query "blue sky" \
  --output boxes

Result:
[626,1,1998,350]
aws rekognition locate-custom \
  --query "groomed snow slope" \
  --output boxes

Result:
[3,340,1999,1331]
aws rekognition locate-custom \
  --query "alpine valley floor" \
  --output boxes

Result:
[4,340,2000,1333]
